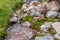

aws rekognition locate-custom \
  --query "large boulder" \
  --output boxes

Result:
[46,11,58,18]
[35,35,54,40]
[6,24,34,40]
[52,22,60,34]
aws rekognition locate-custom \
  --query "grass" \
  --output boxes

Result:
[0,0,24,40]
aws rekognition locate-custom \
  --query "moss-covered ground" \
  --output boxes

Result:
[0,0,24,40]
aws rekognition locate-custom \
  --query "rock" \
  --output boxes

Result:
[10,17,17,23]
[6,24,34,40]
[48,1,59,11]
[52,22,60,34]
[16,9,21,14]
[23,13,28,17]
[24,6,34,13]
[22,21,31,28]
[22,4,28,10]
[30,9,41,17]
[30,1,38,7]
[57,13,60,18]
[35,35,54,40]
[24,0,41,4]
[46,11,58,18]
[54,33,60,40]
[13,14,17,17]
[24,0,32,4]
[40,22,52,32]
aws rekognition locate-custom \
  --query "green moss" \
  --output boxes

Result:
[48,27,56,36]
[36,33,46,37]
[0,37,4,40]
[31,20,44,30]
[23,15,34,22]
[47,18,56,22]
[0,0,24,39]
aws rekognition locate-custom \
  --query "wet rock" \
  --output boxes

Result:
[48,1,59,11]
[35,35,54,40]
[22,21,31,28]
[54,33,60,40]
[40,22,52,32]
[52,22,60,34]
[6,24,34,40]
[46,11,58,18]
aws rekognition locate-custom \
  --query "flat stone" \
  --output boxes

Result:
[46,11,58,18]
[35,35,54,40]
[5,24,34,40]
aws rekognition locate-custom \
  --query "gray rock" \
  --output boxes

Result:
[46,11,58,18]
[30,9,41,17]
[52,22,60,34]
[5,24,34,40]
[35,35,54,40]
[24,0,42,4]
[13,14,17,17]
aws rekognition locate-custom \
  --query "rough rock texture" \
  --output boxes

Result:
[5,24,34,40]
[35,35,54,40]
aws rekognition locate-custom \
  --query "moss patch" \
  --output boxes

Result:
[0,0,24,39]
